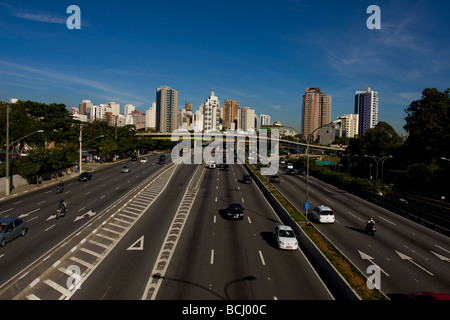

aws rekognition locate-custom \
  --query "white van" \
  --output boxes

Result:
[311,205,335,224]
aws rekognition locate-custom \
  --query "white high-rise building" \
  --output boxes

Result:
[107,102,120,116]
[354,87,379,136]
[239,107,256,132]
[338,114,359,138]
[145,102,156,130]
[260,114,271,126]
[203,90,221,132]
[124,104,135,116]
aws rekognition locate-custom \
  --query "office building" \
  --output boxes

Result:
[301,88,332,141]
[156,86,179,133]
[354,87,378,136]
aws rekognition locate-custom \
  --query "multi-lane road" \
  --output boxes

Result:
[274,170,450,298]
[0,152,448,300]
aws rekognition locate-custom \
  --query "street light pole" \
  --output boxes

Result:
[5,128,44,196]
[305,119,341,224]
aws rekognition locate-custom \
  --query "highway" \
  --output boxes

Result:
[0,156,333,300]
[155,164,332,300]
[0,153,169,299]
[273,169,450,298]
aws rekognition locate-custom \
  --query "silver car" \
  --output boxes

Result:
[121,165,131,173]
[0,218,28,247]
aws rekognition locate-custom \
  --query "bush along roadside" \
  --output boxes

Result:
[248,163,388,300]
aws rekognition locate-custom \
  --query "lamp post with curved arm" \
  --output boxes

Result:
[5,127,44,196]
[305,119,341,224]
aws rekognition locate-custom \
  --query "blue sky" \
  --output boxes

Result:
[1,0,449,135]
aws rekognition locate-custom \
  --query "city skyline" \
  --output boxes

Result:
[1,1,449,135]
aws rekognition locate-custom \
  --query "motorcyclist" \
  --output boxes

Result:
[366,217,375,233]
[57,180,64,192]
[58,200,67,216]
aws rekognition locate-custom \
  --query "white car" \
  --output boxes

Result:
[287,163,294,169]
[311,205,335,224]
[273,225,298,250]
[140,158,148,163]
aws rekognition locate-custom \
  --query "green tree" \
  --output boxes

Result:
[404,88,450,164]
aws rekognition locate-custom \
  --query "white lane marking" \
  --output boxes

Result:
[258,251,266,266]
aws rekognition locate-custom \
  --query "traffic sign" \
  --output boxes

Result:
[304,201,310,210]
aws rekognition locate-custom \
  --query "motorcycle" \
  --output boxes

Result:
[56,207,66,219]
[365,222,376,236]
[56,185,63,193]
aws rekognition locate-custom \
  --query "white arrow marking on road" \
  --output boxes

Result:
[431,251,450,263]
[127,235,144,251]
[19,208,40,218]
[73,210,96,222]
[395,250,434,276]
[358,250,390,276]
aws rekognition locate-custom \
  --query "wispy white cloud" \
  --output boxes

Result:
[0,59,147,103]
[1,2,66,24]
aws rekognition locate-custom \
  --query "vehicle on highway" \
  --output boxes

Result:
[273,225,298,250]
[221,164,230,171]
[287,163,294,169]
[131,155,138,161]
[207,160,216,169]
[77,172,92,182]
[365,218,376,236]
[311,205,335,224]
[243,174,252,184]
[298,168,307,175]
[0,218,28,247]
[286,168,296,175]
[158,156,166,164]
[121,165,131,173]
[226,202,245,220]
[140,157,148,163]
[269,175,280,183]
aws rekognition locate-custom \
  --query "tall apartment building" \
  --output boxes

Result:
[260,114,271,126]
[145,102,156,130]
[79,99,93,115]
[301,88,332,141]
[239,107,256,132]
[156,86,179,133]
[222,99,240,130]
[337,114,359,138]
[202,90,221,132]
[354,87,379,136]
[107,102,120,116]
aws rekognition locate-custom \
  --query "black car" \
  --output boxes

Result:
[221,164,230,171]
[78,172,92,181]
[269,175,280,183]
[158,158,166,164]
[226,202,244,220]
[243,174,252,184]
[286,168,296,175]
[131,155,138,161]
